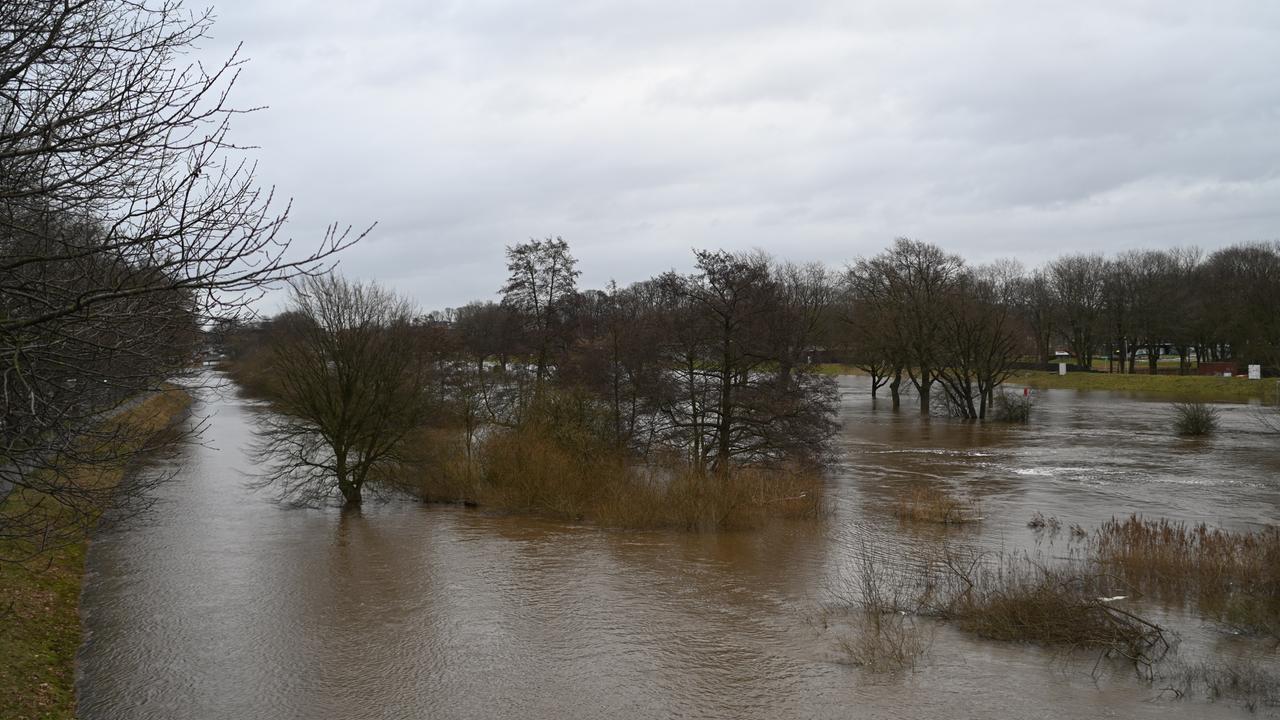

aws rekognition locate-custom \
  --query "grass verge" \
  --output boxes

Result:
[0,389,191,720]
[1011,370,1273,403]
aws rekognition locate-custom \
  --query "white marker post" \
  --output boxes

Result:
[1058,363,1067,376]
[1249,364,1261,380]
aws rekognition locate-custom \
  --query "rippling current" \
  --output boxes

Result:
[76,375,1279,719]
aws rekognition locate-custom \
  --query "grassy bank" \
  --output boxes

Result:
[818,364,1274,404]
[0,389,191,720]
[1012,370,1274,403]
[814,363,867,377]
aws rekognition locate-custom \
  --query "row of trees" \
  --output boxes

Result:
[235,233,1280,505]
[1,0,361,558]
[1024,245,1280,374]
[453,237,1280,421]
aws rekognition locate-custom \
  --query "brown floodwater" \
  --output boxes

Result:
[76,374,1279,719]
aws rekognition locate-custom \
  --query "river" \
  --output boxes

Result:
[76,374,1279,719]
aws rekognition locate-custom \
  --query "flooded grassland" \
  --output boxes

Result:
[76,375,1279,719]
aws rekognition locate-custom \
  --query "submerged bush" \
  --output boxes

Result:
[828,542,933,672]
[991,390,1033,423]
[922,549,1171,669]
[1172,401,1220,436]
[893,485,981,525]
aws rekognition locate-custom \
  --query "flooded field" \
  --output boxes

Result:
[76,375,1279,719]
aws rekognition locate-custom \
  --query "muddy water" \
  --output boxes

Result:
[77,375,1278,719]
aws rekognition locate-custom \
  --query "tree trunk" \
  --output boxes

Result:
[917,369,931,415]
[336,453,361,505]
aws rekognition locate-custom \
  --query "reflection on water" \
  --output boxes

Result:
[77,375,1276,719]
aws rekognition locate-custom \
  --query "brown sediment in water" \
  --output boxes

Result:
[72,375,1278,719]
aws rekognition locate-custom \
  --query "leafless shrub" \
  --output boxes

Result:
[991,390,1034,423]
[893,485,982,525]
[1172,401,1220,436]
[828,540,933,672]
[1028,511,1062,533]
[410,393,828,531]
[921,548,1172,673]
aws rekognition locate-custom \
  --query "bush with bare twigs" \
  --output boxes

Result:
[893,485,982,525]
[921,549,1172,672]
[1172,401,1220,436]
[826,541,932,672]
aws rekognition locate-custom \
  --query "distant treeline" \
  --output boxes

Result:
[431,238,1280,417]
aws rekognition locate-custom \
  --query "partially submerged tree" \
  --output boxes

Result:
[656,250,837,473]
[849,239,965,415]
[935,263,1025,419]
[254,276,430,506]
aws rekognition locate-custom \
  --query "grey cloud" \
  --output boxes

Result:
[202,0,1280,311]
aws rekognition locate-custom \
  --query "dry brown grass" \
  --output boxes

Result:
[893,485,981,525]
[1091,515,1280,638]
[921,549,1172,670]
[409,425,827,531]
[828,541,1169,673]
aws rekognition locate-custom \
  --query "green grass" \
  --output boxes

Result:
[1088,356,1191,371]
[1012,370,1275,404]
[0,542,86,719]
[814,363,867,376]
[0,389,191,720]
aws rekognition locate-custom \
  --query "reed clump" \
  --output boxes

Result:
[921,549,1171,669]
[893,485,981,525]
[412,424,826,531]
[1091,515,1280,637]
[1160,658,1280,713]
[1172,401,1220,436]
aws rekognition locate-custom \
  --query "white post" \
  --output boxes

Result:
[1058,363,1067,376]
[1249,364,1261,380]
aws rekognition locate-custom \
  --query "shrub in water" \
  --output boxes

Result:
[1172,401,1220,436]
[991,390,1033,423]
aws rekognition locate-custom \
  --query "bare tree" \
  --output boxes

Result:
[850,239,964,415]
[501,237,580,385]
[842,270,907,405]
[768,260,838,391]
[253,276,431,506]
[1046,254,1107,371]
[0,0,365,557]
[657,250,836,473]
[935,263,1025,419]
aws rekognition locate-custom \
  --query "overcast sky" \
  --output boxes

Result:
[201,0,1280,311]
